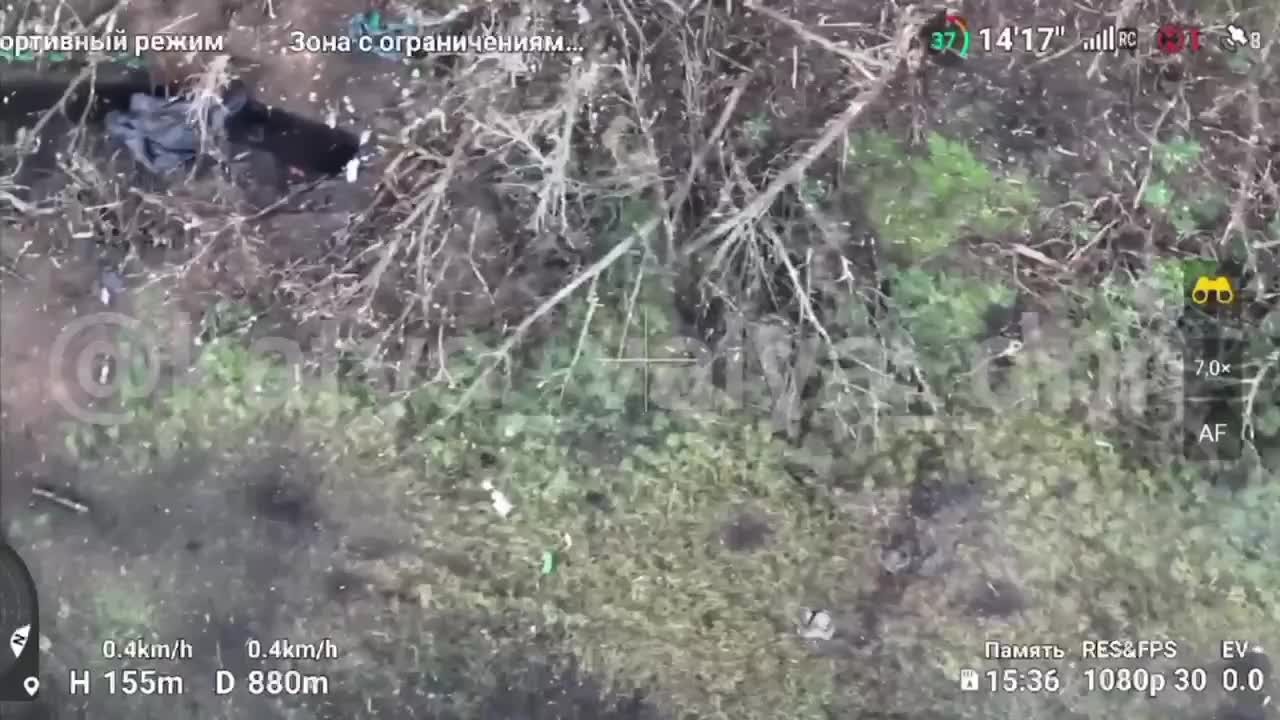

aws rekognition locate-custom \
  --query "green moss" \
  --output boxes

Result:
[851,131,1038,260]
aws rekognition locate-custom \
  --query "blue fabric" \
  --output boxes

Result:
[105,90,246,173]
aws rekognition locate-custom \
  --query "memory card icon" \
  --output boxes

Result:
[960,668,980,691]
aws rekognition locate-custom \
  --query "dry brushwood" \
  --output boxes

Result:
[443,8,924,421]
[680,7,923,260]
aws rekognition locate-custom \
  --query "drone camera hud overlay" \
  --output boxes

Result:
[0,1,1277,719]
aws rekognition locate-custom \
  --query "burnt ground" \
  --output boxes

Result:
[2,0,1278,717]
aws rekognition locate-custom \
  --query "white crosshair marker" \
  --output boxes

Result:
[601,310,698,413]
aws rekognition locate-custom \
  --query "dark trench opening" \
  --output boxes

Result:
[0,67,359,176]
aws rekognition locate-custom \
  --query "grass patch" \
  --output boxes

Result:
[49,289,1280,719]
[62,300,869,718]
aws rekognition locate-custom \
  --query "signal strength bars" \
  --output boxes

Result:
[1082,25,1138,54]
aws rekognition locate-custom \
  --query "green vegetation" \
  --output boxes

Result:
[4,0,1276,711]
[53,275,1277,718]
[60,304,860,716]
[889,266,1015,376]
[46,119,1276,717]
[851,131,1038,260]
[1141,136,1229,239]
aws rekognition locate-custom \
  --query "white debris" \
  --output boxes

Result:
[481,480,514,518]
[575,2,590,23]
[99,286,111,306]
[345,157,360,183]
[797,608,834,640]
[491,490,513,517]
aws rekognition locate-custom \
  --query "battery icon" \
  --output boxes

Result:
[960,668,980,691]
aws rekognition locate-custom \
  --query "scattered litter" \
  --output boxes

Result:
[97,267,125,306]
[797,608,835,640]
[345,157,360,183]
[540,549,558,575]
[481,480,514,518]
[104,89,246,174]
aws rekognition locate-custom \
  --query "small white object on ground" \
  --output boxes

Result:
[575,2,590,23]
[797,608,835,640]
[345,158,360,183]
[481,480,514,518]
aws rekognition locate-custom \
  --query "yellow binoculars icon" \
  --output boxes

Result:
[1191,276,1234,305]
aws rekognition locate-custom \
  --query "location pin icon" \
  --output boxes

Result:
[22,676,39,697]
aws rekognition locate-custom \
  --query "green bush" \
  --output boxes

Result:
[852,131,1038,260]
[889,266,1015,377]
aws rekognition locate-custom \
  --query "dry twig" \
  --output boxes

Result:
[680,11,920,260]
[745,1,889,80]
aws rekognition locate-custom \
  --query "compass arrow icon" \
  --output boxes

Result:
[9,625,29,658]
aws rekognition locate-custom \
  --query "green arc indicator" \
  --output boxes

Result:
[929,13,971,59]
[945,14,970,57]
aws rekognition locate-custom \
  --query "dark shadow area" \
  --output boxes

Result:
[0,68,359,177]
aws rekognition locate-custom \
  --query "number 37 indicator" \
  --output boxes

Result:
[929,14,971,59]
